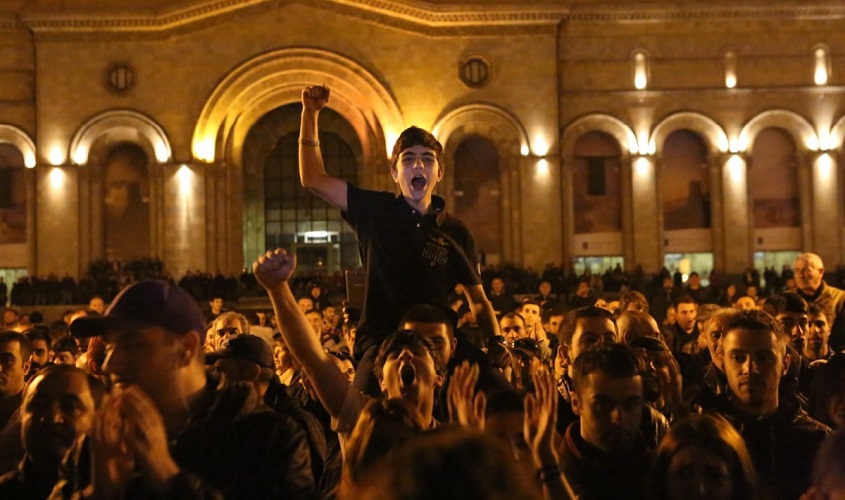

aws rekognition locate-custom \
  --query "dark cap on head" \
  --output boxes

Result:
[70,280,205,339]
[206,334,274,369]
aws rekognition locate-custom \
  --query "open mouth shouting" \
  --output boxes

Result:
[399,364,417,395]
[410,175,427,193]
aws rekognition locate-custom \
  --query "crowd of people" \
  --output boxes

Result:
[0,84,843,499]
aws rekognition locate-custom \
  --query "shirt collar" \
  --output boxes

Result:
[395,193,447,226]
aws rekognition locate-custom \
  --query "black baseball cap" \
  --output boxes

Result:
[70,280,206,339]
[206,334,274,369]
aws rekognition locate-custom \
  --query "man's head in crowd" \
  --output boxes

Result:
[21,364,105,465]
[209,296,224,314]
[305,309,324,338]
[702,309,739,371]
[734,295,757,311]
[571,342,644,454]
[374,330,445,409]
[26,326,52,370]
[617,310,661,345]
[208,334,276,394]
[297,296,315,314]
[576,279,591,297]
[619,291,649,314]
[0,330,32,398]
[721,310,788,417]
[762,292,809,354]
[88,295,106,315]
[558,306,617,378]
[674,295,698,333]
[794,253,826,296]
[519,299,541,325]
[212,311,250,350]
[70,280,207,412]
[490,277,506,295]
[687,272,702,289]
[541,307,566,338]
[500,312,527,343]
[51,335,81,365]
[806,305,832,361]
[538,281,552,297]
[3,308,20,328]
[399,304,456,366]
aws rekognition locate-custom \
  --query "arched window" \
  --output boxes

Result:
[452,135,501,263]
[263,131,358,271]
[102,143,151,261]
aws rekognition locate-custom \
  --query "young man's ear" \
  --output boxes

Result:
[571,390,582,416]
[180,330,202,365]
[434,372,446,388]
[557,344,572,368]
[781,348,792,378]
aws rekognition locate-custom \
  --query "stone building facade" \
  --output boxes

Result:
[0,0,843,281]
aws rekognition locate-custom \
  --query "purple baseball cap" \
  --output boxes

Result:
[70,279,206,339]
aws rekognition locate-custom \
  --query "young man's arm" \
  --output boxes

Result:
[299,85,348,211]
[464,284,501,342]
[253,248,350,418]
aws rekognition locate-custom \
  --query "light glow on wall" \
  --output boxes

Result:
[23,152,36,168]
[48,146,65,166]
[193,138,215,163]
[520,144,530,156]
[633,52,648,90]
[816,153,833,183]
[535,159,550,177]
[178,164,193,197]
[724,50,737,89]
[634,156,652,178]
[153,137,171,163]
[385,129,400,159]
[49,167,65,190]
[532,135,550,156]
[814,47,829,86]
[727,154,745,185]
[72,145,89,165]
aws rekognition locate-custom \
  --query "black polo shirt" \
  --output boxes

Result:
[343,183,481,359]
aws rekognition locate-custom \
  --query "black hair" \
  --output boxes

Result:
[373,330,446,381]
[0,330,32,360]
[389,126,444,170]
[399,304,455,342]
[559,306,616,346]
[572,342,642,393]
[762,292,809,316]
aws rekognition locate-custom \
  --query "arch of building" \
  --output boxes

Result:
[68,109,171,165]
[193,47,403,179]
[828,113,845,151]
[432,103,529,264]
[740,109,818,154]
[561,114,637,156]
[0,124,36,168]
[649,111,728,156]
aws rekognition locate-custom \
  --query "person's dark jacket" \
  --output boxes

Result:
[709,393,830,500]
[53,378,315,499]
[558,421,652,499]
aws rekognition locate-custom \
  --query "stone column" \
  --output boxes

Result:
[630,154,661,273]
[519,155,562,269]
[561,155,575,267]
[709,155,725,274]
[810,151,842,264]
[36,165,80,277]
[719,153,751,274]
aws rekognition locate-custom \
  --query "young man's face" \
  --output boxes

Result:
[572,371,643,454]
[521,304,540,324]
[402,321,456,365]
[722,327,785,415]
[776,311,808,353]
[539,282,552,296]
[806,312,831,360]
[544,315,565,337]
[22,369,96,464]
[566,317,616,365]
[305,311,323,338]
[210,298,223,313]
[53,351,76,365]
[0,340,30,397]
[101,326,186,404]
[392,145,443,204]
[297,297,314,314]
[379,342,441,406]
[735,297,757,311]
[30,339,50,367]
[491,278,505,294]
[500,316,526,343]
[89,297,105,315]
[676,302,697,332]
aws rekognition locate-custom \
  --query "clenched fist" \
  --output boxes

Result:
[253,248,297,289]
[302,85,330,113]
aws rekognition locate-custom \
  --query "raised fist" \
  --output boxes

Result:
[302,85,330,113]
[253,248,297,289]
